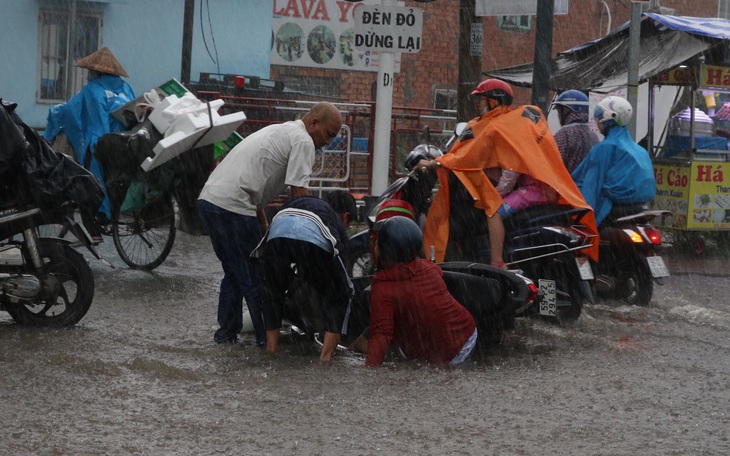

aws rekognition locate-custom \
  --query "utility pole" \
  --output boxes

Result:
[627,1,643,140]
[457,0,482,121]
[181,0,195,86]
[65,0,77,99]
[531,0,555,114]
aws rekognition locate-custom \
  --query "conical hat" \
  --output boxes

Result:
[75,47,128,77]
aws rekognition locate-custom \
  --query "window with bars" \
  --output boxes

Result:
[433,88,457,110]
[497,15,531,32]
[38,9,102,102]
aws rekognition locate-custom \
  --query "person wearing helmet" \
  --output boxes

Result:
[364,217,477,367]
[43,47,136,237]
[347,201,418,355]
[414,79,598,268]
[571,96,656,225]
[551,90,599,173]
[370,198,417,245]
[252,191,356,362]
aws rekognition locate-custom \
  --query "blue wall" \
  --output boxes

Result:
[0,0,273,128]
[0,1,42,123]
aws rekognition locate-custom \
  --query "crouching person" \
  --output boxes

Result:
[365,217,477,367]
[253,192,356,362]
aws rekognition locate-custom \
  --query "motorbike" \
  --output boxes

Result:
[243,166,537,349]
[589,204,670,306]
[247,259,536,352]
[1,99,106,327]
[348,127,596,325]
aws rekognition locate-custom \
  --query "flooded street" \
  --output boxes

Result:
[1,233,729,455]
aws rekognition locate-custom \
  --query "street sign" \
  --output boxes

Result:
[354,5,423,54]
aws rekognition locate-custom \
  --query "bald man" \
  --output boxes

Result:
[198,102,343,346]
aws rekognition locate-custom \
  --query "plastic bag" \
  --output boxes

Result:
[1,99,104,212]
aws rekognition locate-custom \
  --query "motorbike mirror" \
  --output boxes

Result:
[454,122,467,136]
[421,125,431,144]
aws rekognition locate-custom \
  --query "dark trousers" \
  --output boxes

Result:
[196,199,266,344]
[261,238,351,335]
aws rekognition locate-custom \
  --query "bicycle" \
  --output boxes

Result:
[44,121,213,271]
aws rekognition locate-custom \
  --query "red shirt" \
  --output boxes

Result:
[365,259,476,366]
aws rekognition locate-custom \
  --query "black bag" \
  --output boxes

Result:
[0,98,105,212]
[0,100,26,181]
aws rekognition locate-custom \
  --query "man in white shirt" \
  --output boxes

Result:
[197,102,343,345]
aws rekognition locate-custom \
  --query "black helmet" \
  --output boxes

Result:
[377,216,424,265]
[404,144,443,171]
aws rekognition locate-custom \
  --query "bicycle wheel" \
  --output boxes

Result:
[112,194,177,270]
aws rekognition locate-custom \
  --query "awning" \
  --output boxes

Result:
[484,13,727,93]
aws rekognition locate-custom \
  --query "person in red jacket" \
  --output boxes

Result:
[365,217,477,367]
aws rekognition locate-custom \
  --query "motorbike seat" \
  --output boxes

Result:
[504,203,588,231]
[603,203,649,223]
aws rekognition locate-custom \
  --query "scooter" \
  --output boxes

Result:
[242,153,537,348]
[1,100,108,327]
[253,257,536,351]
[0,201,102,327]
[348,129,595,324]
[589,204,670,306]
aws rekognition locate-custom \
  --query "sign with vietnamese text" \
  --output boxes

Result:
[470,23,483,56]
[354,5,423,54]
[699,64,730,91]
[688,161,730,229]
[652,66,697,86]
[653,163,691,230]
[271,0,401,72]
[653,161,730,230]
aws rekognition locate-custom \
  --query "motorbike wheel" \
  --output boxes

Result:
[112,194,177,271]
[5,239,94,327]
[619,257,654,306]
[347,245,374,278]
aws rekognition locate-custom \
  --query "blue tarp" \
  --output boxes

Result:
[647,13,730,39]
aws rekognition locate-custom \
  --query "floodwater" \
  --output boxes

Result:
[1,233,729,455]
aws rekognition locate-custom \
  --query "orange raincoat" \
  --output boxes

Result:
[423,105,599,262]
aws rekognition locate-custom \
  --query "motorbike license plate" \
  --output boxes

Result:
[647,256,670,278]
[575,257,594,280]
[538,279,557,317]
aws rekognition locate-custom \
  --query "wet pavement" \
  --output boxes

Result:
[1,233,729,455]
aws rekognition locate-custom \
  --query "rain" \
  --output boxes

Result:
[2,0,730,454]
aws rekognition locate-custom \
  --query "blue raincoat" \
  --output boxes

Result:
[44,75,135,218]
[571,125,656,225]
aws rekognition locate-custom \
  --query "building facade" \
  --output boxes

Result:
[1,0,725,129]
[271,0,721,112]
[0,0,272,128]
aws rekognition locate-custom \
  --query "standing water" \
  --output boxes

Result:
[0,233,728,455]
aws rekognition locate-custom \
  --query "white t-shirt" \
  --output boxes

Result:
[198,120,315,216]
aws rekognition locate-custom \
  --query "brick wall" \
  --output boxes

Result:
[271,0,720,108]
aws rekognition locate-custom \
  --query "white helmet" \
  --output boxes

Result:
[594,96,633,127]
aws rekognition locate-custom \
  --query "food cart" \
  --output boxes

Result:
[650,63,730,253]
[485,13,730,254]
